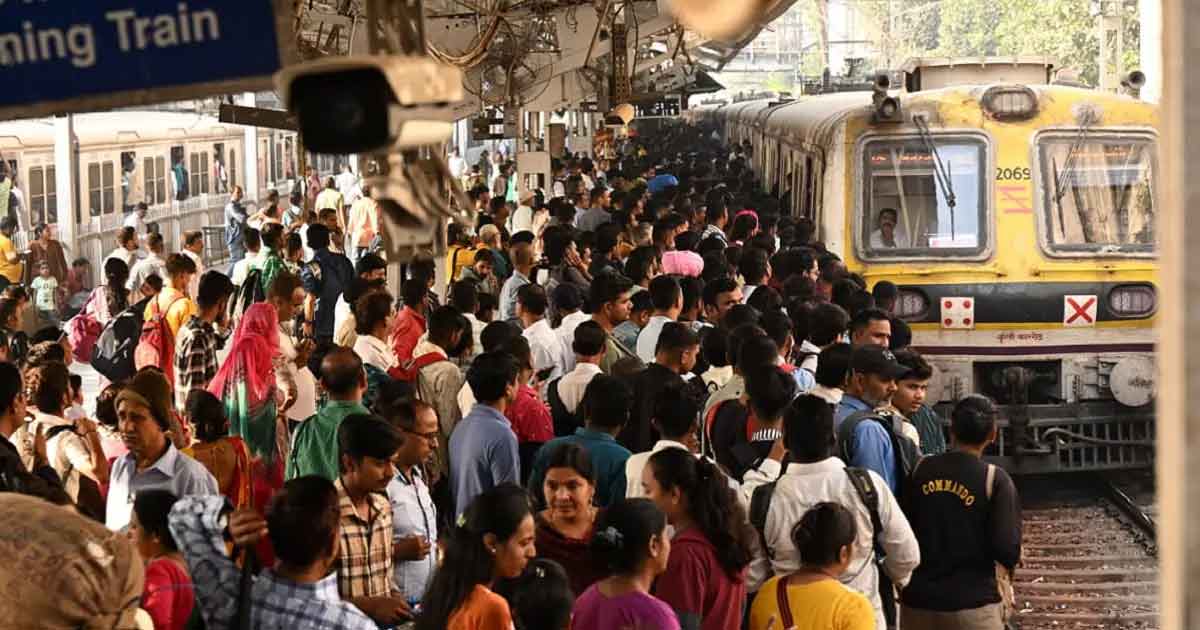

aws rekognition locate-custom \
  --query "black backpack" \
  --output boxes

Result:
[837,409,922,498]
[91,297,150,383]
[749,466,886,562]
[546,377,580,437]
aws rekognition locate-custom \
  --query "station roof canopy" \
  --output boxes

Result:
[289,0,797,112]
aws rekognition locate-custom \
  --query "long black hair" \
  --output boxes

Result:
[104,256,131,316]
[647,449,757,577]
[590,498,667,576]
[417,484,533,630]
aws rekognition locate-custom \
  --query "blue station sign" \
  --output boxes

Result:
[0,0,293,120]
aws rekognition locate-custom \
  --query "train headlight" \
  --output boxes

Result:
[1108,284,1157,318]
[894,289,930,321]
[981,86,1039,121]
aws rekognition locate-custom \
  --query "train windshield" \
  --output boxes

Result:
[1038,134,1156,255]
[861,136,987,258]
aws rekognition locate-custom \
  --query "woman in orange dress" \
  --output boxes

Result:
[181,389,251,509]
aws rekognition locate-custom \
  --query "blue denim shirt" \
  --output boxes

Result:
[835,394,898,493]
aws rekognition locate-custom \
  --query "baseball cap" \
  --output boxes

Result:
[850,345,908,379]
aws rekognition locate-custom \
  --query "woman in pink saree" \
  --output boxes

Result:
[207,302,285,561]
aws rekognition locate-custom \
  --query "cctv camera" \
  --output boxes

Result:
[275,55,464,155]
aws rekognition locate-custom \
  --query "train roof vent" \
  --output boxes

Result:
[901,56,1057,92]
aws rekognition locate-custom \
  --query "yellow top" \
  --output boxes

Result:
[0,234,21,283]
[749,576,875,630]
[445,245,479,285]
[144,287,198,339]
[315,189,346,229]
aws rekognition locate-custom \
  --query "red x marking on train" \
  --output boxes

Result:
[1066,296,1096,324]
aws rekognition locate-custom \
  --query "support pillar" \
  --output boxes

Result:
[1160,0,1194,627]
[53,115,77,256]
[1141,0,1162,102]
[240,92,260,201]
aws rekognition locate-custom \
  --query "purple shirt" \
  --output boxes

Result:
[572,583,681,630]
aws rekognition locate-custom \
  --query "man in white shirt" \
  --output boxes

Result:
[742,394,920,629]
[447,148,467,182]
[624,383,699,498]
[230,228,263,288]
[383,398,440,600]
[555,321,606,417]
[517,284,562,391]
[123,202,147,236]
[127,232,168,293]
[336,165,358,201]
[181,230,205,299]
[552,283,589,373]
[636,275,683,364]
[868,208,911,249]
[105,226,140,271]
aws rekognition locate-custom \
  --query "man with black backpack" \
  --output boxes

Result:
[744,394,919,630]
[835,345,921,495]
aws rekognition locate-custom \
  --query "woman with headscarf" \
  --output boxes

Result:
[207,302,284,556]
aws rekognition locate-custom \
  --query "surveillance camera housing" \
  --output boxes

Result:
[275,55,464,154]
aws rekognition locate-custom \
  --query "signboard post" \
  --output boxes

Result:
[0,0,294,121]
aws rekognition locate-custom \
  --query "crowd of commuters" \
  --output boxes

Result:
[0,124,1021,630]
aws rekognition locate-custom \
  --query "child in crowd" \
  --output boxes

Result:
[31,262,59,326]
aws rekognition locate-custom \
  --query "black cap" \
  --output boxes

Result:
[851,344,909,379]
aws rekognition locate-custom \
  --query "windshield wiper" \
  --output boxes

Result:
[915,116,957,238]
[1051,124,1092,241]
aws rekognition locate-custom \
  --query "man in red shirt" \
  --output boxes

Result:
[501,335,554,483]
[392,279,428,364]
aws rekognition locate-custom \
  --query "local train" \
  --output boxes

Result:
[691,59,1158,474]
[0,110,325,278]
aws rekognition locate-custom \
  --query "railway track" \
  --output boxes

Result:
[1014,472,1157,630]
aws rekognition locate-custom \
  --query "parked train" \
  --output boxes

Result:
[691,59,1158,474]
[0,110,326,278]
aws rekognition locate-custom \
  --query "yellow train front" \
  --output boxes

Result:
[711,59,1158,474]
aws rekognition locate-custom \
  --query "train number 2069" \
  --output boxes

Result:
[996,167,1032,181]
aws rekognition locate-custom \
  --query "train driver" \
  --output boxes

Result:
[869,208,911,249]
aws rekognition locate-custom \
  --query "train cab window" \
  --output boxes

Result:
[27,166,56,225]
[861,136,987,258]
[1037,133,1156,255]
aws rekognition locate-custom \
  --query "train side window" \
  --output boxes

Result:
[27,166,56,226]
[120,152,137,214]
[189,152,210,195]
[144,157,167,206]
[87,163,102,218]
[228,150,237,188]
[102,162,115,215]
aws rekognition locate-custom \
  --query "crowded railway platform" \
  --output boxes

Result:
[5,0,1199,629]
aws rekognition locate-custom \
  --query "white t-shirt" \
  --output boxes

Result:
[278,328,317,421]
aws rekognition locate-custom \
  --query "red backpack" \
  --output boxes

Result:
[134,295,187,384]
[389,351,449,382]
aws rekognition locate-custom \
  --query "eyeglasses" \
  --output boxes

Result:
[403,427,439,443]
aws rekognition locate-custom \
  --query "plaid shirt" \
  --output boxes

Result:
[168,495,376,630]
[175,316,223,408]
[335,478,395,599]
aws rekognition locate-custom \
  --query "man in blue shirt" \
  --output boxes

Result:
[528,374,634,507]
[835,344,907,492]
[449,351,522,518]
[106,369,218,531]
[301,223,354,343]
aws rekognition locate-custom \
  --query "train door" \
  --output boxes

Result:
[169,145,186,201]
[120,151,140,215]
[188,144,211,198]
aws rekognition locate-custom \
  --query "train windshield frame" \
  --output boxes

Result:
[858,133,990,261]
[1036,130,1157,257]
